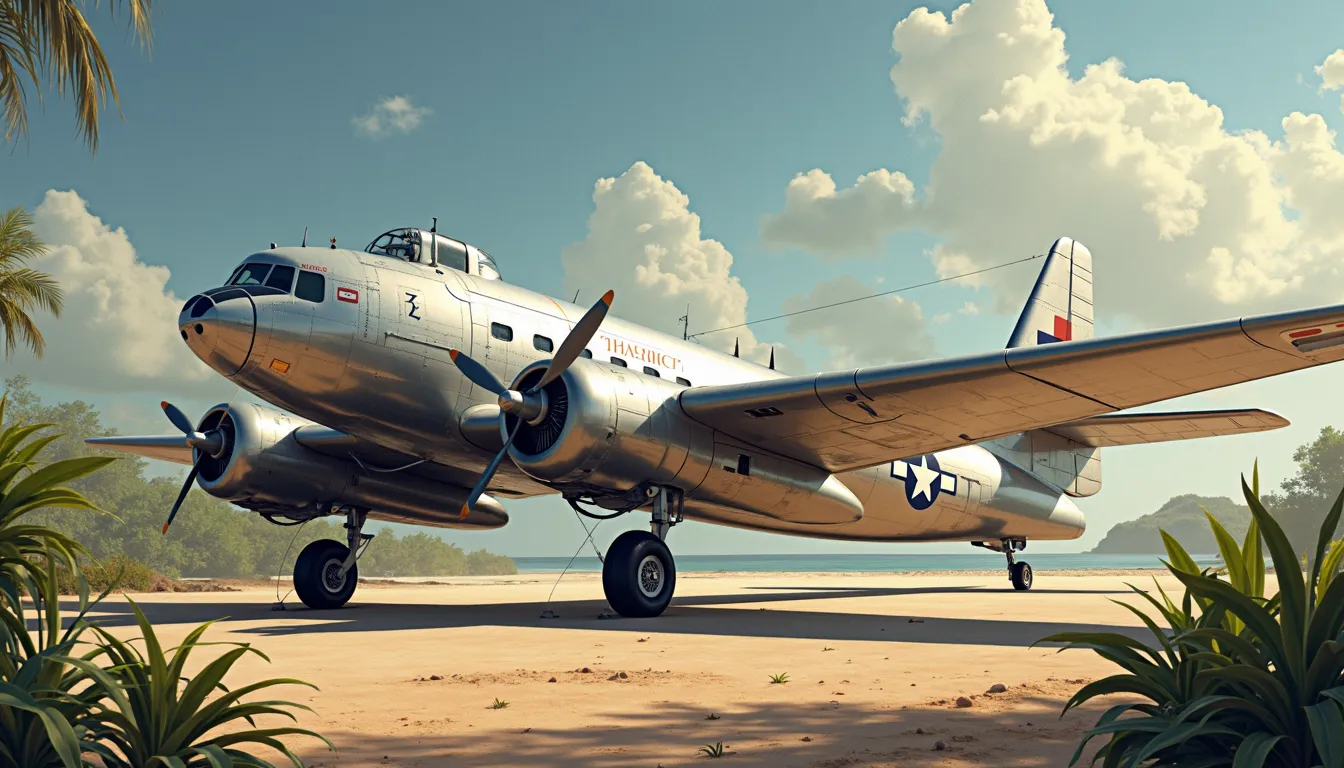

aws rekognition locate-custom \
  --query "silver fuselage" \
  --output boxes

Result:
[181,245,1085,543]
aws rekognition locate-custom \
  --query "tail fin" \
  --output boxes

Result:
[1007,237,1094,348]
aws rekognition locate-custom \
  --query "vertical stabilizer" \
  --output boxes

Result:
[1007,237,1094,348]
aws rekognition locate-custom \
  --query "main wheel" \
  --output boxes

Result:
[1010,561,1033,591]
[294,539,358,609]
[602,530,677,618]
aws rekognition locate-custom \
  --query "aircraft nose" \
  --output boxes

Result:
[179,292,255,376]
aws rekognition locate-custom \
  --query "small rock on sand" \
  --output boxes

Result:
[619,671,629,679]
[547,677,557,683]
[988,683,1007,693]
[955,696,973,708]
[915,727,924,735]
[608,674,620,681]
[429,675,442,681]
[580,667,592,673]
[801,736,812,742]
[934,741,947,751]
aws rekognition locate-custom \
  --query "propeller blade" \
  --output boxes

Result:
[459,419,523,520]
[160,401,195,435]
[162,462,200,534]
[448,349,508,397]
[535,289,613,391]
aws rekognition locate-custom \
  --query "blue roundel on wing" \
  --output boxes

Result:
[890,454,956,511]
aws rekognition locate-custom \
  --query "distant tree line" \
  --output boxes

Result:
[2,376,517,579]
[1093,426,1344,557]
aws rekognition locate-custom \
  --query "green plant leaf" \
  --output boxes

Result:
[1231,733,1284,768]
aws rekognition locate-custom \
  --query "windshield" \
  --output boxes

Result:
[230,262,272,285]
[477,249,501,280]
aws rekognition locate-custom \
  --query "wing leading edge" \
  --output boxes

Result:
[679,303,1344,473]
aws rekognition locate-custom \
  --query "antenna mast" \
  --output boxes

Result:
[430,217,439,267]
[301,225,308,248]
[679,304,690,341]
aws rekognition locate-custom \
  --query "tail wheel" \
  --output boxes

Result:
[294,539,358,609]
[602,530,676,618]
[1010,561,1033,591]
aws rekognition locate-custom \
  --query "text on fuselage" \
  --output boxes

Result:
[600,335,681,371]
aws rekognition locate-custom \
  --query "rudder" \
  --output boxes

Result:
[1007,237,1094,348]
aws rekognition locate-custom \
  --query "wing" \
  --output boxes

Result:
[85,435,195,465]
[680,303,1344,473]
[1043,408,1288,448]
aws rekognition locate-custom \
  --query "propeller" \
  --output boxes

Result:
[451,289,614,519]
[158,401,226,535]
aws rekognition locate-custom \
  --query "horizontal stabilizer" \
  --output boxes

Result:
[84,435,195,465]
[1044,408,1288,448]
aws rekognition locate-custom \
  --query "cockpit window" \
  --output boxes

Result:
[366,229,420,262]
[264,265,296,292]
[477,249,501,281]
[230,262,272,286]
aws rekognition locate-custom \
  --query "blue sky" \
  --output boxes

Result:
[10,0,1344,558]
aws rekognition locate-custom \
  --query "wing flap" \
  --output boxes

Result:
[1043,408,1289,447]
[680,302,1344,472]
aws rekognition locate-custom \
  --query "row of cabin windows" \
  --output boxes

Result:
[490,321,691,387]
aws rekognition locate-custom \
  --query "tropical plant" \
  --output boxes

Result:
[1043,462,1344,767]
[0,0,154,154]
[0,393,110,600]
[0,553,113,768]
[0,208,63,359]
[84,600,333,767]
[699,741,726,758]
[768,673,789,685]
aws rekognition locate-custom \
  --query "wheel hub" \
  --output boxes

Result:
[322,558,347,593]
[637,554,664,598]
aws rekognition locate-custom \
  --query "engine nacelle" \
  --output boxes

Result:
[503,360,862,526]
[192,402,507,528]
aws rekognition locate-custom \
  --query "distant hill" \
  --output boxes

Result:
[1090,494,1250,555]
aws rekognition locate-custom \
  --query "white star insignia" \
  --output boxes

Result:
[909,456,939,501]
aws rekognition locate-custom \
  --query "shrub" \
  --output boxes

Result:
[1045,463,1344,767]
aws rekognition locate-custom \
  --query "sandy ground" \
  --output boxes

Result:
[72,569,1183,767]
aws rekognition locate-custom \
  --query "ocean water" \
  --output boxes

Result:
[512,552,1230,574]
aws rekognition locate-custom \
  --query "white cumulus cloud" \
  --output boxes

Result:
[1316,49,1344,92]
[562,162,803,373]
[351,95,431,139]
[11,190,229,396]
[783,275,934,369]
[759,0,1344,327]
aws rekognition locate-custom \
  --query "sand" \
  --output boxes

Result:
[75,569,1187,767]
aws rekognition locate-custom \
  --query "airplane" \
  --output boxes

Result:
[87,226,1344,617]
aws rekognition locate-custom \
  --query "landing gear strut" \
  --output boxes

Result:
[293,506,374,609]
[602,487,683,618]
[973,538,1032,591]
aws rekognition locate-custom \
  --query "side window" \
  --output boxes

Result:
[265,265,296,292]
[676,377,692,387]
[580,349,592,358]
[295,271,325,302]
[491,323,513,342]
[533,334,553,352]
[610,357,627,368]
[642,366,660,377]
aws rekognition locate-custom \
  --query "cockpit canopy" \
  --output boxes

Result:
[364,228,501,281]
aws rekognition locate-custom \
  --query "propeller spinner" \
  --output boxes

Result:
[158,401,227,534]
[450,289,614,519]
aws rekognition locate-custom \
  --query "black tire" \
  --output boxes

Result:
[602,530,676,618]
[294,539,358,609]
[1010,561,1033,591]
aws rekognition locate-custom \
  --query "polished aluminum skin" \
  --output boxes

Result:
[90,230,1342,545]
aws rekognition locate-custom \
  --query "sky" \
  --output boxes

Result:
[9,0,1344,558]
